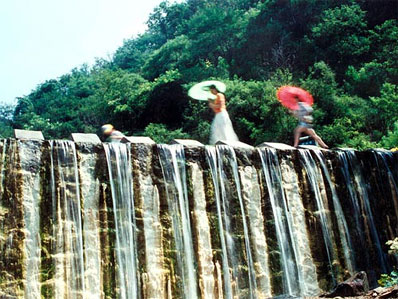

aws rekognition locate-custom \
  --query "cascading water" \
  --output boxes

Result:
[338,150,388,276]
[298,149,337,285]
[50,140,85,299]
[258,147,321,296]
[258,147,300,296]
[312,149,355,274]
[189,161,216,298]
[238,165,271,297]
[157,144,198,299]
[19,140,42,299]
[104,142,140,299]
[1,137,398,298]
[277,150,320,296]
[216,145,257,298]
[373,150,398,226]
[206,146,234,298]
[78,143,102,298]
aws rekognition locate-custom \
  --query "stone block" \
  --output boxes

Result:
[257,142,295,150]
[14,129,44,140]
[299,145,329,151]
[71,133,101,144]
[171,139,204,147]
[122,136,156,145]
[216,140,254,149]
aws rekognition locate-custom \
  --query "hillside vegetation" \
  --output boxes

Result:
[3,0,398,148]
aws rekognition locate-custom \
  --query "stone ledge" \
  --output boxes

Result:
[257,142,295,150]
[216,140,254,149]
[71,133,101,144]
[171,139,204,147]
[299,145,329,151]
[121,136,155,145]
[14,129,44,140]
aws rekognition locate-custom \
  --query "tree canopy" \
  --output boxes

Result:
[3,0,398,148]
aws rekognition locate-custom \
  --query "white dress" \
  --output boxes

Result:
[209,110,239,144]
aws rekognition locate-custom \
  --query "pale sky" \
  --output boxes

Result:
[0,0,169,104]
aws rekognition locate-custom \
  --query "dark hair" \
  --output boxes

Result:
[209,84,219,92]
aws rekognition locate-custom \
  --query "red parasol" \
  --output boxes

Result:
[276,86,314,110]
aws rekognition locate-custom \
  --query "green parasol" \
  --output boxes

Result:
[188,80,226,101]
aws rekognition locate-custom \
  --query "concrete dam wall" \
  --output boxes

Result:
[0,134,397,298]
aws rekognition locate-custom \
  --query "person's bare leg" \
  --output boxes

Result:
[306,128,329,149]
[294,126,306,147]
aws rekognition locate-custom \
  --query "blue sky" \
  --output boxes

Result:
[0,0,168,104]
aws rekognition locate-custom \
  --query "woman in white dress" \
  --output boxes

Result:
[207,85,239,144]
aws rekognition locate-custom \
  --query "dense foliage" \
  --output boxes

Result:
[3,0,398,147]
[378,238,398,287]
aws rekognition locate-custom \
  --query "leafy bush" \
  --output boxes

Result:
[379,122,398,149]
[378,271,398,288]
[143,123,189,144]
[378,238,398,287]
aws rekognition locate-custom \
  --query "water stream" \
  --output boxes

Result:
[258,147,300,296]
[216,145,257,298]
[338,150,388,275]
[206,146,234,298]
[0,139,396,298]
[104,142,140,299]
[298,149,336,285]
[312,149,355,274]
[51,140,85,299]
[158,144,198,299]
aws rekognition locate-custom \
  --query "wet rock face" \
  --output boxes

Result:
[0,139,397,298]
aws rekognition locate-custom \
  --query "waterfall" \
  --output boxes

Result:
[338,150,388,275]
[373,150,398,232]
[205,146,234,298]
[157,144,198,299]
[216,145,257,298]
[258,147,320,296]
[18,141,41,298]
[238,165,271,297]
[78,143,102,298]
[138,149,165,299]
[312,149,355,274]
[278,152,320,296]
[50,140,85,298]
[189,161,216,298]
[298,149,337,284]
[258,147,300,296]
[141,184,165,298]
[19,140,42,299]
[104,142,140,299]
[1,137,398,298]
[337,151,367,253]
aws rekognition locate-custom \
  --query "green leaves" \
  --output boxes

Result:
[307,4,370,74]
[378,238,398,287]
[143,123,189,144]
[9,0,398,149]
[378,271,398,288]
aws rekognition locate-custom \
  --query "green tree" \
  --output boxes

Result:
[0,103,15,138]
[369,83,398,134]
[141,35,193,80]
[305,3,370,78]
[345,19,398,97]
[113,34,155,72]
